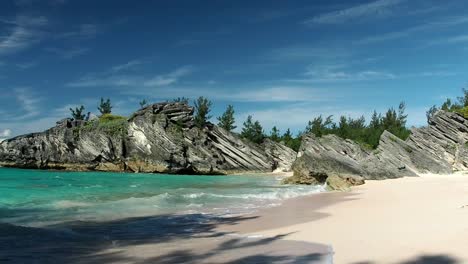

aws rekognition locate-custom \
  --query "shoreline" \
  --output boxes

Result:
[216,173,468,263]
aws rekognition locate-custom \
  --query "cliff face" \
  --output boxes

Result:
[0,102,297,174]
[286,111,464,186]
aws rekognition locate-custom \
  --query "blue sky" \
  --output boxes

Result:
[1,0,468,139]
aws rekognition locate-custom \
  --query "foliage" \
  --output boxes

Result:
[241,115,265,144]
[430,88,468,120]
[269,126,281,142]
[139,99,148,108]
[426,105,438,123]
[305,115,334,137]
[282,129,302,151]
[217,104,236,131]
[173,97,190,104]
[455,106,468,118]
[303,102,411,149]
[98,98,113,115]
[194,96,212,128]
[70,105,86,120]
[79,114,128,137]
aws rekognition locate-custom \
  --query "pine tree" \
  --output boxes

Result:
[241,115,264,144]
[173,97,189,104]
[139,99,148,108]
[457,88,468,107]
[98,98,112,115]
[194,96,212,128]
[270,126,281,142]
[217,104,236,131]
[70,105,86,120]
[426,105,438,123]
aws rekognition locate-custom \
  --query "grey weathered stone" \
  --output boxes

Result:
[0,102,296,174]
[286,111,464,185]
[262,139,297,172]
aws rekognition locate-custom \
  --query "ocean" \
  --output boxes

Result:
[0,167,324,227]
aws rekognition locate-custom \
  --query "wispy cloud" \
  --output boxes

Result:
[268,46,350,61]
[58,24,98,40]
[67,65,194,88]
[111,60,143,73]
[429,34,468,46]
[143,66,194,87]
[15,0,67,6]
[16,61,37,69]
[45,47,89,59]
[292,64,396,83]
[0,129,11,137]
[0,15,48,56]
[12,88,42,120]
[304,0,404,25]
[356,16,468,44]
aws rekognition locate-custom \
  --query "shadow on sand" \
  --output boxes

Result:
[0,213,333,264]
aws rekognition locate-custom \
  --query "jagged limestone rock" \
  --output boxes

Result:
[0,102,296,175]
[262,139,297,172]
[286,111,463,185]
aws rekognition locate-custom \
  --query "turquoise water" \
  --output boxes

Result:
[0,167,324,227]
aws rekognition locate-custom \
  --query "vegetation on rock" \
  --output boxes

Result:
[70,105,86,120]
[302,102,410,149]
[241,115,265,144]
[217,104,236,132]
[428,88,468,119]
[78,114,128,137]
[98,98,113,115]
[194,96,212,128]
[139,99,148,109]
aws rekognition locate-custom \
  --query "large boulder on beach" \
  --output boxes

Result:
[0,102,296,175]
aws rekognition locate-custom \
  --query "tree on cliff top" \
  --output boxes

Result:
[173,97,190,104]
[217,104,236,132]
[139,99,148,109]
[98,98,113,115]
[194,96,212,128]
[70,105,86,120]
[241,115,265,144]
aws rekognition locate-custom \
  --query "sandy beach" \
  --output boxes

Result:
[3,173,467,264]
[219,173,468,263]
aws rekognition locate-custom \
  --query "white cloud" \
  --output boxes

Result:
[228,87,337,102]
[294,64,396,82]
[143,66,194,87]
[356,16,468,44]
[0,15,48,55]
[268,46,350,61]
[14,88,42,120]
[304,0,404,25]
[68,65,194,88]
[0,129,11,137]
[429,34,468,46]
[111,60,143,72]
[58,24,98,40]
[45,47,89,59]
[16,61,37,69]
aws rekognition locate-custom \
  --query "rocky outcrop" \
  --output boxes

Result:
[286,111,464,186]
[408,111,468,171]
[262,139,297,172]
[0,102,296,174]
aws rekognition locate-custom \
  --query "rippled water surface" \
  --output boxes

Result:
[0,167,324,226]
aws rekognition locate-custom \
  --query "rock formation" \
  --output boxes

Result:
[285,111,465,188]
[0,102,297,174]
